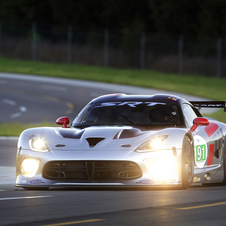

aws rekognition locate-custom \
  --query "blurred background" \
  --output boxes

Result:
[0,0,226,77]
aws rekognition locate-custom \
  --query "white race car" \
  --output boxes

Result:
[16,94,226,189]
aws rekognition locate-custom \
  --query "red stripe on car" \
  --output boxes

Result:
[207,144,215,166]
[205,122,219,137]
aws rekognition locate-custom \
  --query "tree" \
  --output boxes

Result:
[198,0,226,38]
[148,0,200,36]
[0,0,53,24]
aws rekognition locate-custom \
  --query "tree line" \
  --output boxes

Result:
[0,0,226,39]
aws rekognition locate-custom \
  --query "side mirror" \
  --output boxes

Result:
[56,116,69,128]
[189,117,209,132]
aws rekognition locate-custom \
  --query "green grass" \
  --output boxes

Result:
[0,122,57,137]
[1,57,226,100]
[0,57,226,136]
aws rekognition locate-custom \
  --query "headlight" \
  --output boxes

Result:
[135,135,168,152]
[21,159,39,178]
[29,137,50,152]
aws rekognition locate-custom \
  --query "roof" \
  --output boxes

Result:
[90,93,189,106]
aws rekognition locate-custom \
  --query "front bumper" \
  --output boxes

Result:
[16,148,183,188]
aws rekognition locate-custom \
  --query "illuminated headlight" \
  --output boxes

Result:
[135,136,168,152]
[29,137,50,152]
[143,158,178,180]
[21,159,39,178]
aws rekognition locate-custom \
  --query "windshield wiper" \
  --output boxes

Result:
[109,108,134,124]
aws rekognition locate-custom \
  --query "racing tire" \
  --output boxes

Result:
[181,136,194,189]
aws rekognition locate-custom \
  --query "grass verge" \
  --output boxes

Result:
[0,57,226,100]
[0,57,226,136]
[0,122,57,137]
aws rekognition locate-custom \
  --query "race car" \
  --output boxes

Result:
[16,94,226,189]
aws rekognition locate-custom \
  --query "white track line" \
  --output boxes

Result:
[3,99,16,106]
[11,112,21,118]
[0,196,52,201]
[0,137,18,140]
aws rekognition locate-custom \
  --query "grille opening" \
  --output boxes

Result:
[43,161,142,181]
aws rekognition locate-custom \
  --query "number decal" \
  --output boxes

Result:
[194,135,208,168]
[196,145,206,161]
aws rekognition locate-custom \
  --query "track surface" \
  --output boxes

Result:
[0,72,215,124]
[0,73,225,226]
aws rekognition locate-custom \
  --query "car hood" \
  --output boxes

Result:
[19,125,187,151]
[54,126,153,151]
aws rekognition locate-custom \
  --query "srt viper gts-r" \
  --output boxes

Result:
[16,94,226,189]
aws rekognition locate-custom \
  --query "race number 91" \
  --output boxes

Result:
[194,135,207,168]
[196,145,206,161]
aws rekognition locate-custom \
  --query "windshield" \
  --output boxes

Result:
[72,102,182,127]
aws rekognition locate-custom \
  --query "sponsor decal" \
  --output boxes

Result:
[136,179,154,185]
[168,97,176,101]
[30,180,45,185]
[194,135,208,168]
[193,177,201,183]
[96,102,166,108]
[158,180,168,184]
[169,179,177,183]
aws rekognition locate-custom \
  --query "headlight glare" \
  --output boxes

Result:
[29,137,49,152]
[21,159,39,178]
[135,135,168,152]
[150,138,164,149]
[144,158,178,180]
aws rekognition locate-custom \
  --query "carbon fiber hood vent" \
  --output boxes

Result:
[60,129,84,139]
[58,127,145,144]
[86,137,105,148]
[113,128,144,139]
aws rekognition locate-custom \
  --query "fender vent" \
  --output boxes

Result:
[213,149,219,159]
[86,137,105,147]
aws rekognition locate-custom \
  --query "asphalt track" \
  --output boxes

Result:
[0,72,215,124]
[1,73,226,226]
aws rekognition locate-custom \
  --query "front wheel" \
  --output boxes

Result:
[181,136,194,189]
